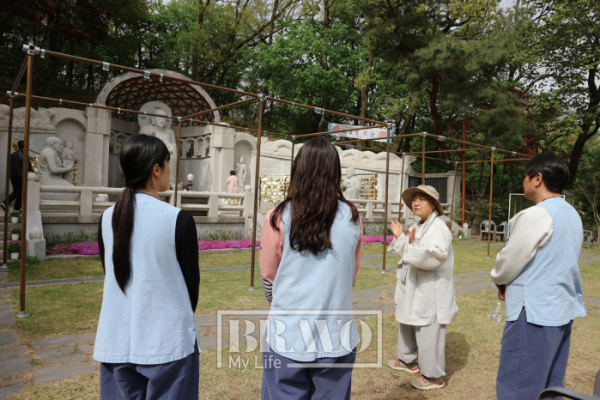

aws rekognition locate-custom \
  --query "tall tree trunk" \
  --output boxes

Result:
[193,0,212,81]
[266,0,280,123]
[316,0,332,132]
[567,67,600,188]
[393,94,419,152]
[428,75,450,160]
[359,38,375,126]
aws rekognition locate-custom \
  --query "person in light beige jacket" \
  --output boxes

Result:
[387,185,459,391]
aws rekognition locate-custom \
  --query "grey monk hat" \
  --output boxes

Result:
[402,185,444,216]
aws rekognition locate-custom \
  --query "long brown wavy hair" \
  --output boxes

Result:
[270,137,359,255]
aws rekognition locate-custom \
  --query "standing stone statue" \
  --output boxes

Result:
[235,156,248,189]
[139,106,177,184]
[39,137,79,201]
[341,167,361,199]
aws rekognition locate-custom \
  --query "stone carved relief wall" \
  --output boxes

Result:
[0,106,56,132]
[260,139,415,175]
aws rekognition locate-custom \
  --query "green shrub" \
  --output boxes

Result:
[9,211,20,217]
[7,242,20,253]
[10,227,21,234]
[45,229,98,248]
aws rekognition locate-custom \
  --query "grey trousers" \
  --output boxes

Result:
[397,319,447,379]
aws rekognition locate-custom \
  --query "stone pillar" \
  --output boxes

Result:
[209,126,235,193]
[84,107,111,187]
[27,173,39,212]
[26,172,45,260]
[208,195,219,218]
[102,134,110,187]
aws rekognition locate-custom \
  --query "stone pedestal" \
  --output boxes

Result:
[26,173,46,260]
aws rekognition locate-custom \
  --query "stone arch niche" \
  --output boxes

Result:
[52,110,87,184]
[96,69,221,188]
[234,135,255,190]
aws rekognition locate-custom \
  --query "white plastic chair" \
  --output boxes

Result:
[496,221,509,242]
[480,220,496,242]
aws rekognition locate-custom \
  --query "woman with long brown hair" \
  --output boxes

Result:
[260,137,363,400]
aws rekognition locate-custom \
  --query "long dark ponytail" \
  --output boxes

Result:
[112,134,170,293]
[271,137,359,255]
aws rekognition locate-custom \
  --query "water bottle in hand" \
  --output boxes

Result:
[489,298,504,323]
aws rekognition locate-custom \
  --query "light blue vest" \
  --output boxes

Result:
[94,193,201,364]
[266,202,361,362]
[505,197,586,326]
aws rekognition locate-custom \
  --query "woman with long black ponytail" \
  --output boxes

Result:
[94,134,200,400]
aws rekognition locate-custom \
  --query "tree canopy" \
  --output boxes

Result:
[1,0,599,231]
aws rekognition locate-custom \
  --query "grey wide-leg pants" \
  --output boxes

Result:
[397,318,446,379]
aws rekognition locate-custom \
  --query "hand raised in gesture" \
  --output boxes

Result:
[391,220,404,239]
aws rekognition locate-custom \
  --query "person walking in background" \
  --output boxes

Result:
[94,135,200,400]
[2,140,25,211]
[260,137,363,400]
[387,185,458,391]
[227,170,239,193]
[492,154,586,400]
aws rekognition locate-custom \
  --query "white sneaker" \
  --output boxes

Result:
[410,373,445,390]
[387,359,420,374]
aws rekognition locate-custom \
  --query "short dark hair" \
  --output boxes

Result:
[525,154,569,194]
[17,140,24,149]
[230,170,235,175]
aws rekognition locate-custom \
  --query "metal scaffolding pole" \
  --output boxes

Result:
[450,161,458,230]
[487,150,495,259]
[399,154,405,220]
[421,134,426,184]
[382,127,391,275]
[18,50,35,318]
[462,118,466,227]
[249,99,266,291]
[2,98,14,269]
[173,121,183,207]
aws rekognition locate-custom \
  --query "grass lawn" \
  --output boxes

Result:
[11,281,104,344]
[5,240,496,282]
[580,260,600,299]
[8,242,505,343]
[10,264,396,343]
[6,257,104,283]
[6,242,600,399]
[9,288,600,400]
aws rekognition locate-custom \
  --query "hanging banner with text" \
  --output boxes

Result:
[328,123,392,143]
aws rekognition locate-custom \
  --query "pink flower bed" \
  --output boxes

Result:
[363,235,395,243]
[49,242,100,256]
[48,235,396,256]
[198,240,258,250]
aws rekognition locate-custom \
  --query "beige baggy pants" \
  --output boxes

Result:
[397,317,447,379]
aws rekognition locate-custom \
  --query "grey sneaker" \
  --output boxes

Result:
[410,373,445,390]
[387,359,419,374]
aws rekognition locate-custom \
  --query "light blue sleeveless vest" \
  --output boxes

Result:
[94,193,201,364]
[505,197,586,326]
[266,202,361,362]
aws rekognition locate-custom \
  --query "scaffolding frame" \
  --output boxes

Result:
[2,45,390,314]
[2,45,532,317]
